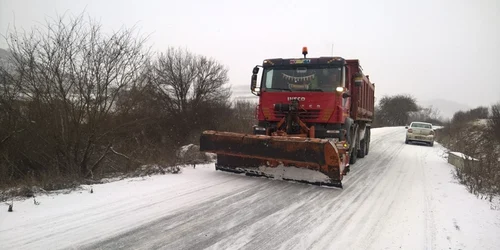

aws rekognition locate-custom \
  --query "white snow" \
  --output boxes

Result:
[1,126,499,250]
[257,164,331,183]
[473,119,490,126]
[0,164,256,249]
[177,143,195,157]
[449,151,479,161]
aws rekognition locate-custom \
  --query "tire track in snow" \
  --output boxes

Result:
[254,135,407,250]
[19,175,244,246]
[2,172,262,250]
[82,181,315,250]
[304,136,407,249]
[355,141,438,249]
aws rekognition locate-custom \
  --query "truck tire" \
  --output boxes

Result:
[349,125,358,164]
[358,139,366,158]
[358,128,369,158]
[350,145,358,164]
[365,128,371,155]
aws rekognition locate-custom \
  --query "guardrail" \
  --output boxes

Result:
[448,151,479,171]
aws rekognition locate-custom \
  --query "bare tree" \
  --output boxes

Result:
[219,100,257,133]
[489,102,500,143]
[409,105,443,125]
[452,106,489,124]
[376,94,419,126]
[150,47,231,146]
[152,48,230,113]
[0,12,150,183]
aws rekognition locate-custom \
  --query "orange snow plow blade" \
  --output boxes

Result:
[199,130,346,188]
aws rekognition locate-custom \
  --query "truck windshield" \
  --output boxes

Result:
[262,66,343,92]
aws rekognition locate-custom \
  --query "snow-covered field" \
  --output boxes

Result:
[1,126,500,250]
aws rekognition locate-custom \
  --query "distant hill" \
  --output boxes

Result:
[419,99,472,120]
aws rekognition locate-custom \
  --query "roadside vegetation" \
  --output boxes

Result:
[372,94,443,127]
[0,12,256,199]
[436,104,500,199]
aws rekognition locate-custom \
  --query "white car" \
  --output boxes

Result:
[405,122,435,146]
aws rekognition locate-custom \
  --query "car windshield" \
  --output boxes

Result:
[262,66,343,92]
[411,123,432,129]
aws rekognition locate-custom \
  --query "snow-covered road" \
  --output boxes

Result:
[1,127,500,250]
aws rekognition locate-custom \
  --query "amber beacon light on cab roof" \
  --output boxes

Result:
[200,47,375,188]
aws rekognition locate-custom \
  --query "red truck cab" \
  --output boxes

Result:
[250,48,374,144]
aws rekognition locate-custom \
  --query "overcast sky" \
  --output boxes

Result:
[1,0,499,108]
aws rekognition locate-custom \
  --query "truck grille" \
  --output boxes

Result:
[273,109,321,120]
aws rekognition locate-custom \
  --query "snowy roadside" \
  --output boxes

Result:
[0,164,184,203]
[0,163,246,250]
[426,144,500,249]
[0,143,214,203]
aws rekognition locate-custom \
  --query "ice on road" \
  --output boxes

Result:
[1,127,500,250]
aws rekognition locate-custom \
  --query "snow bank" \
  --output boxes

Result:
[257,164,331,183]
[176,144,216,163]
[449,151,479,161]
[0,164,253,250]
[430,146,500,249]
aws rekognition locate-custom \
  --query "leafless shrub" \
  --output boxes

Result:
[452,106,489,124]
[0,12,260,194]
[128,164,181,177]
[0,12,150,185]
[409,105,444,125]
[488,102,500,143]
[219,100,258,133]
[149,47,232,146]
[437,103,500,198]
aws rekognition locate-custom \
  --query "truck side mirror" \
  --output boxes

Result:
[250,66,261,96]
[342,92,351,99]
[251,74,258,91]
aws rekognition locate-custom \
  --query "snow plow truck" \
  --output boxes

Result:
[200,47,375,188]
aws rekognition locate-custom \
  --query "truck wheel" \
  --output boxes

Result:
[364,128,370,156]
[350,143,358,164]
[366,137,370,155]
[349,126,358,164]
[358,139,366,158]
[350,150,357,164]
